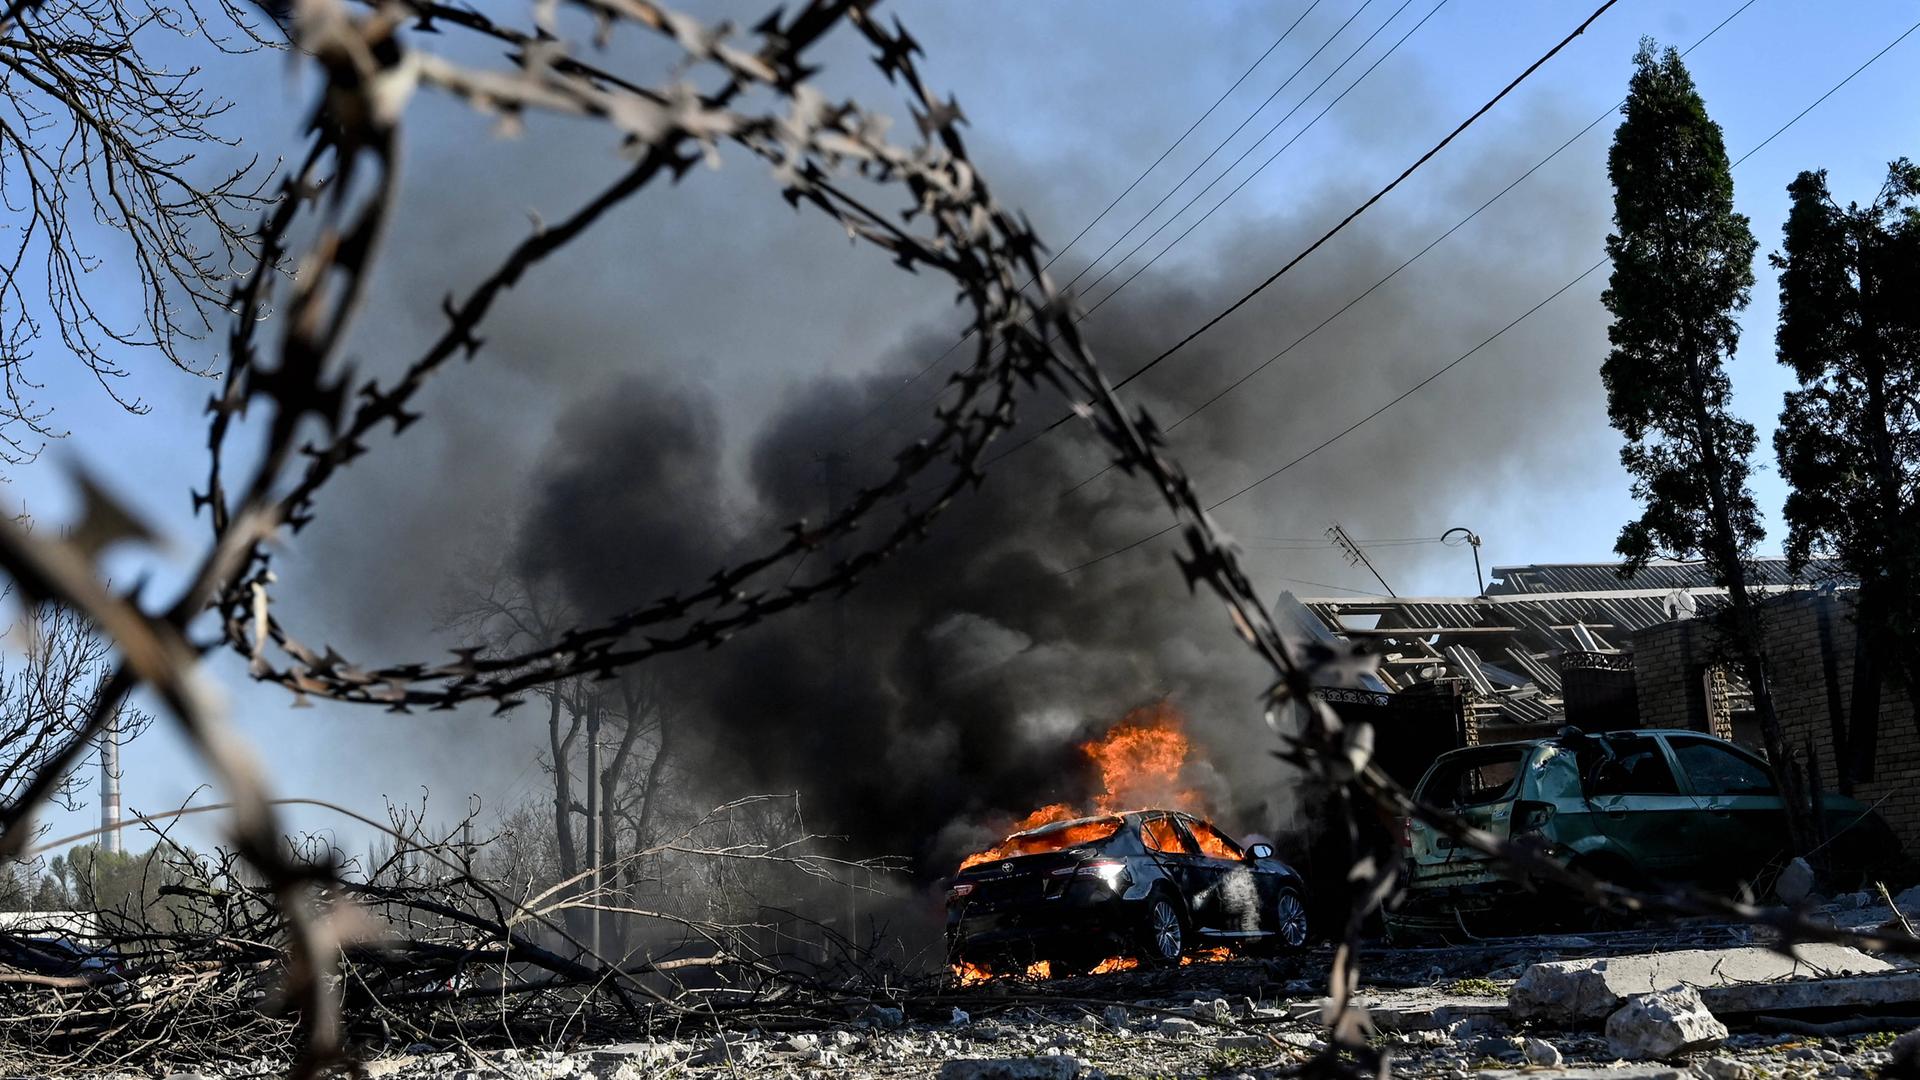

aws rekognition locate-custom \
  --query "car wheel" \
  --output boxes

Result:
[1274,885,1310,950]
[1139,892,1186,966]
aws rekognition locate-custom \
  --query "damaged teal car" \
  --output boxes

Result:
[1389,728,1898,938]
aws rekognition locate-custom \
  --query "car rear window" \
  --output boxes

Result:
[1420,747,1528,808]
[958,817,1122,870]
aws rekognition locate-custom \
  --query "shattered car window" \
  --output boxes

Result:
[1185,818,1243,861]
[959,817,1122,870]
[1584,736,1679,796]
[1141,816,1197,854]
[1420,747,1528,808]
[1671,738,1776,795]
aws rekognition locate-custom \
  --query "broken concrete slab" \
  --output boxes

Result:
[1510,943,1896,1022]
[1699,970,1920,1016]
[1360,989,1509,1032]
[574,1041,687,1066]
[1605,987,1728,1060]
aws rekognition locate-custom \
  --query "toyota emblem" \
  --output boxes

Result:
[1000,861,1013,873]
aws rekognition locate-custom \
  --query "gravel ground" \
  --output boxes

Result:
[37,987,1906,1080]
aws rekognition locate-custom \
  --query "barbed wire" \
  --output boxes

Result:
[1,1,1915,1077]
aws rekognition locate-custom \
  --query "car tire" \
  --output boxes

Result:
[1272,884,1310,951]
[1137,891,1187,967]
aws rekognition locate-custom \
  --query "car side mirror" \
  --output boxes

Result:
[1246,843,1274,860]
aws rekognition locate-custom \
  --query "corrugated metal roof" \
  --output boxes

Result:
[1486,558,1848,596]
[1288,562,1835,730]
[1442,644,1494,695]
[1505,646,1562,694]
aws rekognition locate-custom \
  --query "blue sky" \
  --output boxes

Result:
[8,0,1919,858]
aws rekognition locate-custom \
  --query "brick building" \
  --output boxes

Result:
[1634,590,1920,857]
[1280,558,1830,747]
[1282,558,1915,841]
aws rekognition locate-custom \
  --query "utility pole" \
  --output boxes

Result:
[585,697,602,958]
[815,450,850,696]
[815,449,851,959]
[1328,522,1396,597]
[99,715,121,855]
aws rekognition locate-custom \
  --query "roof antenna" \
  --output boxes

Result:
[1443,527,1485,597]
[1327,522,1396,597]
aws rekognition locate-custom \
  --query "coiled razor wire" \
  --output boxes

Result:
[0,2,1917,1077]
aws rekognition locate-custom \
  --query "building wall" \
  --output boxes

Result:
[1632,616,1714,732]
[1632,591,1920,857]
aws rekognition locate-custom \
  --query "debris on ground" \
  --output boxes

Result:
[1510,942,1898,1022]
[14,897,1920,1078]
[1604,986,1729,1059]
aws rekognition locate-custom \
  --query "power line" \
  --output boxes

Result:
[1074,0,1447,309]
[1096,0,1618,398]
[929,0,1616,482]
[1275,575,1381,596]
[1056,0,1762,499]
[1054,0,1384,298]
[1728,17,1919,168]
[836,2,1324,449]
[1060,10,1919,577]
[856,0,1438,457]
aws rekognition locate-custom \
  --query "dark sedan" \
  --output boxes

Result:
[946,808,1309,974]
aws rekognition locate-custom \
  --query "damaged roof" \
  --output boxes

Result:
[1485,558,1847,596]
[1277,558,1837,734]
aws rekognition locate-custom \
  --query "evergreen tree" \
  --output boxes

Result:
[1773,159,1920,777]
[28,870,69,912]
[1600,41,1812,851]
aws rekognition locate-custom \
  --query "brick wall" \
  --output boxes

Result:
[1631,591,1920,856]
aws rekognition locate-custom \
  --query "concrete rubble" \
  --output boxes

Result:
[1603,986,1729,1059]
[54,902,1920,1080]
[1510,942,1899,1022]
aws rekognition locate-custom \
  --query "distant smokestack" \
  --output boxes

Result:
[100,718,121,855]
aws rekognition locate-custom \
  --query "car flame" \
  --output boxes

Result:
[950,703,1241,982]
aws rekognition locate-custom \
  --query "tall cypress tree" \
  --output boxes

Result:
[1601,42,1812,853]
[1773,159,1920,779]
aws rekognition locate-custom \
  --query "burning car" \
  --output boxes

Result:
[946,808,1309,974]
[1391,727,1900,938]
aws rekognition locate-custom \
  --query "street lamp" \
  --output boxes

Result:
[1442,527,1485,596]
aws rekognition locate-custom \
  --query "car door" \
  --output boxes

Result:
[1582,734,1701,875]
[1181,817,1268,935]
[1139,813,1208,920]
[1663,733,1786,890]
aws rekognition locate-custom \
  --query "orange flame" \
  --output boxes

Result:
[956,808,1120,871]
[1082,702,1204,815]
[953,961,993,986]
[949,702,1231,983]
[959,702,1212,872]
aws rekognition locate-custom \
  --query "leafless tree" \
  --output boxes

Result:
[0,517,150,831]
[437,539,677,947]
[0,0,277,463]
